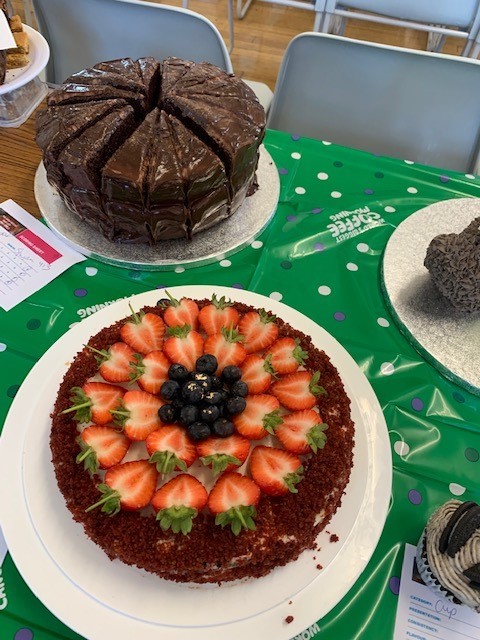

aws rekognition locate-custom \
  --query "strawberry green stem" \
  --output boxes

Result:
[76,447,93,463]
[61,400,91,415]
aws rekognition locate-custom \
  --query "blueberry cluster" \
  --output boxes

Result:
[158,355,247,442]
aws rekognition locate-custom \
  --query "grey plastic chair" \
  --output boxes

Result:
[31,0,273,111]
[268,33,480,173]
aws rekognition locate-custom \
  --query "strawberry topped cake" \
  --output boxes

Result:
[51,293,355,583]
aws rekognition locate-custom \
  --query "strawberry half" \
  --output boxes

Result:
[120,306,165,355]
[152,474,208,535]
[198,294,239,336]
[240,354,275,394]
[208,472,260,535]
[133,350,170,395]
[146,425,197,475]
[163,325,204,370]
[162,292,199,330]
[88,342,138,383]
[249,446,304,496]
[266,337,308,375]
[271,371,326,411]
[238,309,278,354]
[62,382,125,425]
[276,410,328,454]
[86,460,158,515]
[233,394,282,440]
[76,425,131,473]
[111,389,162,440]
[197,434,251,476]
[203,326,247,373]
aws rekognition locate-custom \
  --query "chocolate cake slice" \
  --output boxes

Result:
[160,57,195,99]
[65,68,146,94]
[47,83,147,116]
[137,57,161,109]
[94,57,143,83]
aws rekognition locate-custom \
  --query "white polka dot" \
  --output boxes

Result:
[394,440,410,456]
[291,152,301,160]
[449,483,466,496]
[251,240,263,249]
[465,174,476,180]
[346,262,358,271]
[317,285,331,296]
[295,186,306,195]
[356,242,369,253]
[322,141,332,146]
[317,172,329,181]
[219,259,231,268]
[384,206,396,213]
[269,291,283,301]
[404,160,414,165]
[85,266,98,277]
[380,361,395,376]
[0,343,6,352]
[174,266,185,274]
[407,187,418,194]
[377,317,390,328]
[331,191,342,198]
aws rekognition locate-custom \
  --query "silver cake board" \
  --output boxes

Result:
[382,197,480,397]
[35,145,279,271]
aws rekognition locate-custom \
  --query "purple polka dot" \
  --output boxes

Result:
[311,208,324,214]
[333,161,343,168]
[14,630,34,640]
[439,175,450,183]
[279,168,289,175]
[287,215,297,222]
[7,384,20,398]
[155,284,167,289]
[74,288,88,297]
[334,312,346,321]
[232,283,244,289]
[408,489,422,505]
[291,134,300,141]
[465,447,479,462]
[375,172,384,178]
[389,576,400,595]
[314,243,325,252]
[411,397,424,411]
[364,189,374,195]
[453,391,465,403]
[281,260,292,270]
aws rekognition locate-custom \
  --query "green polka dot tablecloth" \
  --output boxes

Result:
[1,129,479,640]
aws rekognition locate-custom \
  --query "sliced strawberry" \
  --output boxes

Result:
[152,474,208,535]
[62,382,125,425]
[87,341,138,383]
[120,306,165,355]
[197,434,251,476]
[276,410,328,454]
[162,292,199,330]
[111,389,162,440]
[238,309,279,354]
[233,394,282,440]
[203,326,247,373]
[76,425,131,473]
[207,472,260,535]
[240,354,275,394]
[271,371,326,410]
[86,459,157,515]
[163,325,204,370]
[266,337,308,375]
[198,294,239,336]
[133,350,170,394]
[249,446,304,496]
[146,425,197,475]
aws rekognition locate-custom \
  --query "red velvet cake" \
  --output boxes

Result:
[50,294,355,583]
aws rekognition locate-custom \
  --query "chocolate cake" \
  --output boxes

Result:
[0,50,5,86]
[50,294,355,583]
[36,57,265,244]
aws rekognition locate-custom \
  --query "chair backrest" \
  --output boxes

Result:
[268,33,480,173]
[32,0,233,84]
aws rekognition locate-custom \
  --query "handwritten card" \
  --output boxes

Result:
[0,200,86,311]
[394,543,480,640]
[0,11,16,50]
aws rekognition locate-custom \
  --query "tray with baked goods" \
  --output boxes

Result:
[0,22,49,96]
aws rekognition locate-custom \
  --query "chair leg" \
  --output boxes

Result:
[426,31,445,52]
[331,14,345,35]
[237,0,254,20]
[227,0,234,53]
[182,0,188,7]
[470,40,480,58]
[313,11,323,31]
[321,11,333,33]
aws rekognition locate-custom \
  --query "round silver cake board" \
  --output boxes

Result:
[382,197,480,396]
[35,145,279,271]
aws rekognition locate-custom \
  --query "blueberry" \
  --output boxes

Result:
[187,422,211,442]
[204,390,224,405]
[199,404,221,423]
[230,380,248,397]
[168,363,189,382]
[210,375,223,390]
[195,354,218,375]
[158,403,177,423]
[161,380,180,400]
[190,372,212,392]
[221,365,242,383]
[182,380,204,403]
[225,396,247,415]
[157,298,171,307]
[171,396,184,411]
[211,418,235,438]
[179,404,199,426]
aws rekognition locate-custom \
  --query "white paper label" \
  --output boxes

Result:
[0,12,16,50]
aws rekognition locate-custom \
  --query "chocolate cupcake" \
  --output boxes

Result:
[416,499,480,611]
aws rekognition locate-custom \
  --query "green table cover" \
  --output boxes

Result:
[1,129,479,640]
